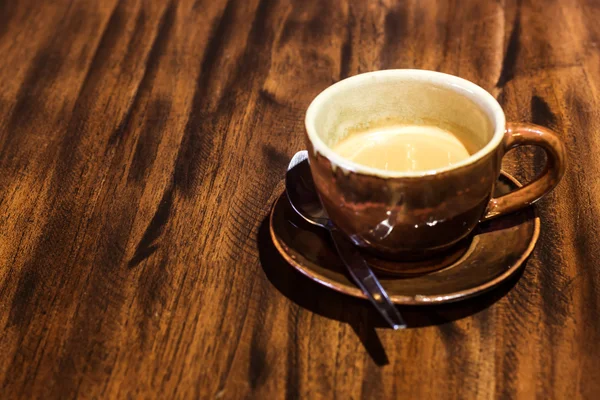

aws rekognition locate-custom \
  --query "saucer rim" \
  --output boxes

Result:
[269,171,540,305]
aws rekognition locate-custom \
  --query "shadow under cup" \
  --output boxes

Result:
[305,70,565,260]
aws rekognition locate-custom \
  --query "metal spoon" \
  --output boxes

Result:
[286,150,406,330]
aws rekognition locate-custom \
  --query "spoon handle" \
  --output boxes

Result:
[329,228,407,330]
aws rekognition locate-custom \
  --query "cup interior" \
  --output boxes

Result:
[305,70,505,177]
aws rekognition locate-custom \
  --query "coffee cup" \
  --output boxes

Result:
[305,69,566,259]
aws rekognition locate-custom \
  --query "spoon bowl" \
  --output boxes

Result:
[285,151,329,227]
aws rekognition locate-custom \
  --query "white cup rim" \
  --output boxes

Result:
[305,69,506,178]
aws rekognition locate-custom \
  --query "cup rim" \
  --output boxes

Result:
[305,69,506,178]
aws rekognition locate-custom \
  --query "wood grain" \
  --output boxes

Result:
[1,0,599,398]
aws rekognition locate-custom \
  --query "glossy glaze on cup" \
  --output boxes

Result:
[307,141,498,258]
[305,70,565,259]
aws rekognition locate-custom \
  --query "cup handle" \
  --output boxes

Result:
[481,122,566,221]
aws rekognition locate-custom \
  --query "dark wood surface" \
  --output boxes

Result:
[1,0,598,398]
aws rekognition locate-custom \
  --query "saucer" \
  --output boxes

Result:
[269,172,540,305]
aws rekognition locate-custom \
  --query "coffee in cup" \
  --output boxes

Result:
[332,124,475,172]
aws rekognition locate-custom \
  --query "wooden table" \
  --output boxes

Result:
[1,0,598,398]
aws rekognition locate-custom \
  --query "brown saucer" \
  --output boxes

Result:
[269,172,540,305]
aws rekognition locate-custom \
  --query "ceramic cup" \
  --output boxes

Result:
[305,69,566,260]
